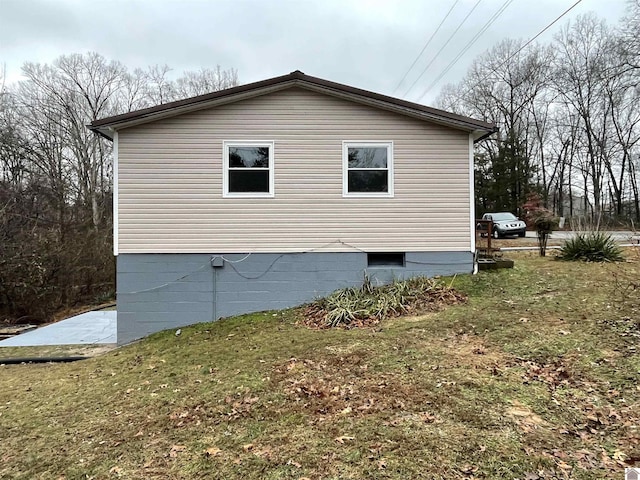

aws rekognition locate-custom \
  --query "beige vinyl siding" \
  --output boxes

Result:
[117,87,472,253]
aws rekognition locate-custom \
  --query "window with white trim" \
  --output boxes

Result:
[343,142,393,197]
[223,141,274,197]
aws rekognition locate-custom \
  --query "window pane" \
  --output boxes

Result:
[229,146,270,168]
[348,170,388,193]
[228,170,269,192]
[347,147,387,168]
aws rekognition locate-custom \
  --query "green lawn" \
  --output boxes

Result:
[1,251,638,479]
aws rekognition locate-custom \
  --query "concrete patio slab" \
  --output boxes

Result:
[0,311,117,346]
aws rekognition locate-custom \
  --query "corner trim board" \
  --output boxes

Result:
[113,131,119,256]
[469,133,475,254]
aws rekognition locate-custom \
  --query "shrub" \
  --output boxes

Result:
[0,183,115,325]
[557,232,624,262]
[522,194,558,257]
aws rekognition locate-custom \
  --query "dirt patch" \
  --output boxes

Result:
[0,344,117,361]
[441,333,507,367]
[271,355,432,419]
[507,400,547,432]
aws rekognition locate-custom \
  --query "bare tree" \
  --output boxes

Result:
[552,15,616,218]
[144,64,175,105]
[20,54,125,227]
[619,0,640,75]
[437,10,639,224]
[437,40,554,214]
[0,65,28,187]
[175,65,239,98]
[0,52,239,323]
[602,61,640,218]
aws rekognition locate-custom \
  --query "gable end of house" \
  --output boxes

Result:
[90,70,496,141]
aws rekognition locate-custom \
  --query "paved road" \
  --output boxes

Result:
[524,230,638,243]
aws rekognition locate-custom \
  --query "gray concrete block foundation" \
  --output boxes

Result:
[116,251,473,344]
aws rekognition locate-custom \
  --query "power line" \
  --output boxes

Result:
[403,0,483,98]
[505,0,583,65]
[392,0,460,95]
[416,0,514,102]
[453,0,584,103]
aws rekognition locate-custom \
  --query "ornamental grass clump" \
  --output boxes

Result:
[302,275,466,329]
[557,231,624,262]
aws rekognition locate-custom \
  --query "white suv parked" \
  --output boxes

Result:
[479,212,527,238]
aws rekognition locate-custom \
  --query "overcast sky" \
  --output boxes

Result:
[0,0,630,105]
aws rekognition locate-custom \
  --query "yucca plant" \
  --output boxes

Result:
[557,232,624,262]
[303,275,467,329]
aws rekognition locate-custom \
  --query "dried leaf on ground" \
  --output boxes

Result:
[169,445,186,458]
[335,435,355,444]
[204,447,222,457]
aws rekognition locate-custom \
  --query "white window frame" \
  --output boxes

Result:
[342,141,394,198]
[223,141,275,198]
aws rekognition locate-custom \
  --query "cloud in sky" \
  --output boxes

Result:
[0,0,629,104]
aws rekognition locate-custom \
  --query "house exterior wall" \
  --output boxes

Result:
[116,87,472,254]
[116,251,473,344]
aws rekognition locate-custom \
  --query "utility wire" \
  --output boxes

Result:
[416,0,514,102]
[508,0,583,64]
[453,0,584,103]
[403,0,483,98]
[392,0,459,95]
